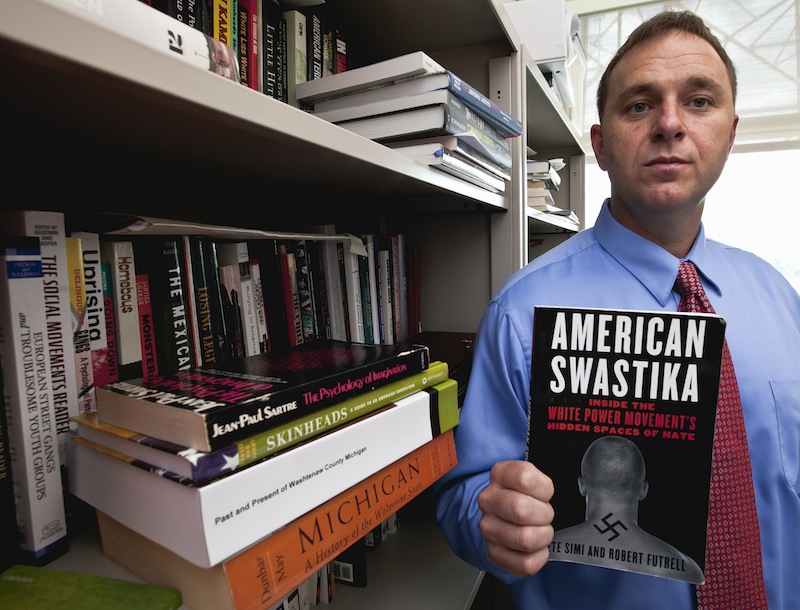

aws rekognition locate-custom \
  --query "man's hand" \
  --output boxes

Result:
[477,460,555,576]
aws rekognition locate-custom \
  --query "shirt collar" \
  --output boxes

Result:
[593,199,717,306]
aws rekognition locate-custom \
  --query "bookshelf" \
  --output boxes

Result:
[1,0,583,607]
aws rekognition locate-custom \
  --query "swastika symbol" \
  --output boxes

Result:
[593,512,628,541]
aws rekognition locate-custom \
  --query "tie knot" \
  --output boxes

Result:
[674,261,714,313]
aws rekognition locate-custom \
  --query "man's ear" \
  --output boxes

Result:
[577,476,588,497]
[638,480,649,501]
[591,124,607,170]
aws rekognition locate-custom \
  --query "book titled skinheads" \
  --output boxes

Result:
[95,339,430,452]
[527,306,726,584]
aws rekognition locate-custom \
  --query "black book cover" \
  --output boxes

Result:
[95,339,430,451]
[528,306,726,584]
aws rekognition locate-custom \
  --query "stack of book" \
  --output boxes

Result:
[526,159,579,227]
[67,338,460,609]
[296,50,522,193]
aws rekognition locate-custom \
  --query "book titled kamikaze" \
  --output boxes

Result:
[528,306,726,583]
[96,339,430,452]
[96,429,458,610]
[70,379,458,568]
[74,360,449,483]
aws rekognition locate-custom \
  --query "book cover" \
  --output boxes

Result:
[307,239,331,341]
[0,236,68,562]
[528,306,726,583]
[295,50,446,105]
[311,226,347,342]
[376,241,395,345]
[248,257,271,353]
[0,564,182,610]
[363,234,382,345]
[68,232,108,359]
[93,262,120,386]
[248,239,290,353]
[135,273,159,379]
[65,237,97,413]
[0,211,80,476]
[341,244,365,344]
[293,240,319,343]
[100,239,143,379]
[303,6,323,82]
[71,379,457,568]
[39,0,240,83]
[311,69,523,137]
[96,429,457,609]
[94,338,430,451]
[236,0,259,90]
[75,360,448,483]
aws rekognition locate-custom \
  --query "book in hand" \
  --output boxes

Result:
[73,360,449,484]
[310,69,523,137]
[95,429,458,610]
[295,50,445,105]
[527,306,726,583]
[70,378,458,568]
[95,338,430,452]
[0,564,182,610]
[37,0,240,83]
[391,141,506,193]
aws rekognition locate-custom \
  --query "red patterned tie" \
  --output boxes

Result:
[673,261,768,609]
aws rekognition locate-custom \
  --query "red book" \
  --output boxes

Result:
[136,274,159,379]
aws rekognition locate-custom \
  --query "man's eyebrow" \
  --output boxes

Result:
[616,76,727,102]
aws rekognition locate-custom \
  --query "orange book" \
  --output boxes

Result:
[98,429,457,610]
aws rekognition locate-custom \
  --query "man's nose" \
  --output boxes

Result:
[651,101,685,141]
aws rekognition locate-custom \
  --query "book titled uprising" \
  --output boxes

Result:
[95,339,430,452]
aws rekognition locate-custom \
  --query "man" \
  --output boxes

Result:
[433,10,800,609]
[549,436,704,584]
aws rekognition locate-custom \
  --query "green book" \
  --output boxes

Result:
[0,564,182,610]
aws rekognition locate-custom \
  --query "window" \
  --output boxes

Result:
[576,0,800,291]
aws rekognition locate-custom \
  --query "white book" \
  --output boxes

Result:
[69,382,457,568]
[0,210,80,465]
[342,245,366,344]
[283,9,308,106]
[311,88,469,124]
[216,242,260,357]
[0,236,68,559]
[364,234,382,345]
[295,50,445,105]
[387,134,512,177]
[313,226,348,342]
[393,142,505,192]
[249,258,270,353]
[36,0,240,83]
[100,240,142,369]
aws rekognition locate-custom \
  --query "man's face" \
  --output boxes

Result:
[591,31,738,219]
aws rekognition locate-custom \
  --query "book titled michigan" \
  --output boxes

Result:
[527,306,726,584]
[0,564,181,610]
[96,339,430,451]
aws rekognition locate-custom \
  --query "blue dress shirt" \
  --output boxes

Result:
[433,200,800,609]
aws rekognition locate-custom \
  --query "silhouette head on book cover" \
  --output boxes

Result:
[548,435,704,584]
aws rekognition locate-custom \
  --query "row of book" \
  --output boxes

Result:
[295,50,523,194]
[0,209,468,608]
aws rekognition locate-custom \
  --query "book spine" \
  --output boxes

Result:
[261,0,283,100]
[445,70,523,137]
[248,239,289,353]
[100,240,142,377]
[216,242,260,357]
[136,274,160,379]
[293,241,318,342]
[73,380,457,567]
[38,0,240,83]
[0,236,68,561]
[0,361,21,571]
[377,243,395,344]
[307,240,331,340]
[227,429,458,606]
[364,235,383,345]
[356,246,374,344]
[341,246,365,344]
[236,0,257,90]
[69,232,108,359]
[248,258,270,353]
[179,235,204,367]
[93,262,120,386]
[0,210,80,467]
[88,360,449,484]
[188,237,232,365]
[305,9,323,82]
[278,244,304,347]
[66,237,98,413]
[217,264,246,359]
[212,0,233,46]
[315,229,347,342]
[442,94,511,162]
[283,9,307,106]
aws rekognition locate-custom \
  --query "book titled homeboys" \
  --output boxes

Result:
[95,339,430,452]
[527,306,726,584]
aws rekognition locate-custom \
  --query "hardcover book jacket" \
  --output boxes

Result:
[527,306,726,583]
